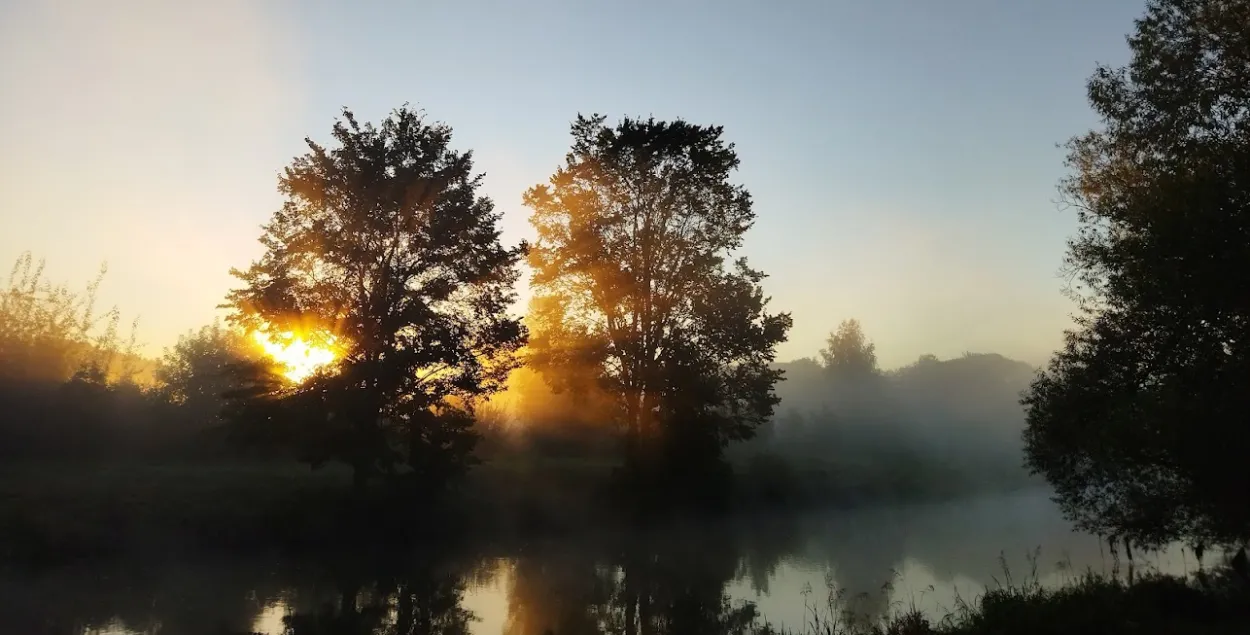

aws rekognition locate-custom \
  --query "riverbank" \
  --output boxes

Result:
[767,567,1250,635]
[0,460,607,564]
[0,459,1041,565]
[4,529,1245,634]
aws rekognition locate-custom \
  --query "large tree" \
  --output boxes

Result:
[524,114,791,485]
[1023,0,1250,547]
[225,106,526,492]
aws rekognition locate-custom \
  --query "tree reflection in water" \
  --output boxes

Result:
[1,493,1162,635]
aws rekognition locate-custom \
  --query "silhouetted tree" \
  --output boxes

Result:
[155,322,257,429]
[1024,0,1250,547]
[819,319,878,380]
[225,105,527,494]
[524,114,791,496]
[815,319,885,442]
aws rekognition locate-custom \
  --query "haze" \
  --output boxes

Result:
[0,0,1149,368]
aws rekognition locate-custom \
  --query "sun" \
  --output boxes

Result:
[251,329,340,383]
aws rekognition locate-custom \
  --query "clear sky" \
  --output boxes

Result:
[0,0,1148,369]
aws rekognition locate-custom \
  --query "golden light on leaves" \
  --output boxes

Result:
[250,329,340,383]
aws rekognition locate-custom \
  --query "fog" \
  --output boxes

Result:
[4,489,1208,635]
[726,349,1042,502]
[469,318,1043,507]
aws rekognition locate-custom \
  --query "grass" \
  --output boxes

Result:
[757,555,1250,635]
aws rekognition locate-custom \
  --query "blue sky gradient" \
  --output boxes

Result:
[0,0,1149,368]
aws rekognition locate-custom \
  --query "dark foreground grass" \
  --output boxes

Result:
[760,563,1250,635]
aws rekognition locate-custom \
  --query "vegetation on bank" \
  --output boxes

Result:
[0,453,1039,567]
[1020,0,1250,550]
[0,460,621,565]
[755,566,1250,635]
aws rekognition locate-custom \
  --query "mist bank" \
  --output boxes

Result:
[469,343,1045,509]
[730,351,1044,502]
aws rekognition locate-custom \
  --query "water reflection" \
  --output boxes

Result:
[0,490,1214,635]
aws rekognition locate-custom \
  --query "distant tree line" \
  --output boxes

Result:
[730,319,1042,505]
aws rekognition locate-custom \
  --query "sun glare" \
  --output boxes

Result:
[251,330,340,383]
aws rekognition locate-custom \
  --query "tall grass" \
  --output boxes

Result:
[0,252,147,384]
[756,551,1250,635]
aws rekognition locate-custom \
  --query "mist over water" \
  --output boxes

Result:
[2,490,1212,635]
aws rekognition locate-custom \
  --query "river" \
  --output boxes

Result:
[2,489,1211,635]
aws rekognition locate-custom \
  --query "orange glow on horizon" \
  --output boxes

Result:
[251,329,340,383]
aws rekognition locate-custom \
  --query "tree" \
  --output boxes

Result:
[155,322,258,430]
[225,106,527,493]
[1023,0,1250,548]
[819,319,878,380]
[524,114,791,489]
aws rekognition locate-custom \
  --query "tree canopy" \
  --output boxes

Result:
[524,114,791,485]
[1022,0,1250,547]
[225,105,527,491]
[820,319,879,380]
[155,322,258,429]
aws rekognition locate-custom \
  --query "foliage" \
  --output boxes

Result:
[1022,0,1250,547]
[929,570,1250,635]
[0,252,130,383]
[524,114,792,490]
[758,567,1250,635]
[224,105,527,491]
[0,253,175,459]
[820,319,879,380]
[154,322,259,430]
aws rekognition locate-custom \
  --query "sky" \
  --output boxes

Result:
[0,0,1149,370]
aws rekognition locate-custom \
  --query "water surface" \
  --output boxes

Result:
[2,489,1210,635]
